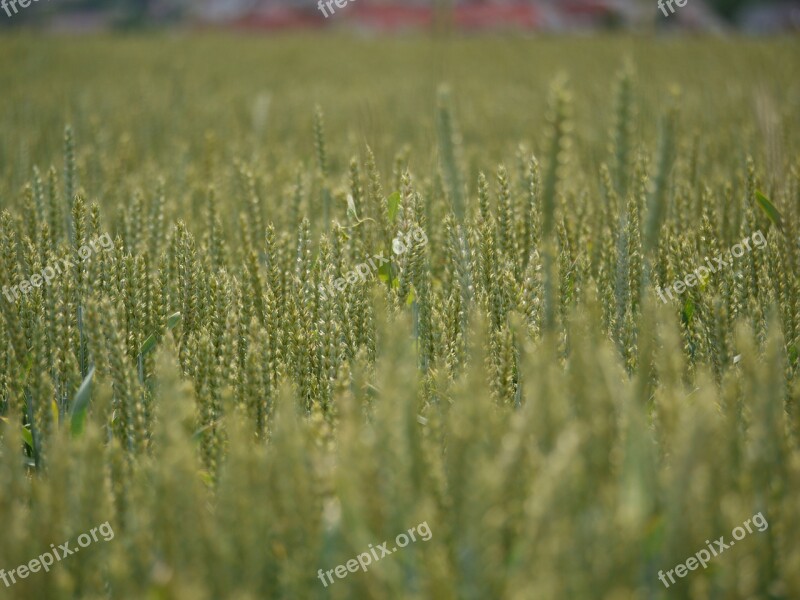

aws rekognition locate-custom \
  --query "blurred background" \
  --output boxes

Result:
[0,0,798,34]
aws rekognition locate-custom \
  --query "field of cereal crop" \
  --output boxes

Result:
[1,34,799,599]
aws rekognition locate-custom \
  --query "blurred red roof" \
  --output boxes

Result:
[212,0,622,33]
[454,3,541,30]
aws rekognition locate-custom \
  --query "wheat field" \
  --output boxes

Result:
[0,34,799,599]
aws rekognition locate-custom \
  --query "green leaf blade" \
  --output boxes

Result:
[387,191,401,223]
[755,190,784,232]
[70,366,95,436]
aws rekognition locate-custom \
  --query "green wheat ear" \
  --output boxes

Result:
[436,84,465,222]
[314,105,332,227]
[538,77,572,334]
[610,61,635,198]
[63,125,77,243]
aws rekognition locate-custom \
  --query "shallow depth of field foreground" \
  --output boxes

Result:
[0,36,799,599]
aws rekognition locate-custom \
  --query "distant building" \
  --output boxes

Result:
[1,0,758,33]
[191,0,641,32]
